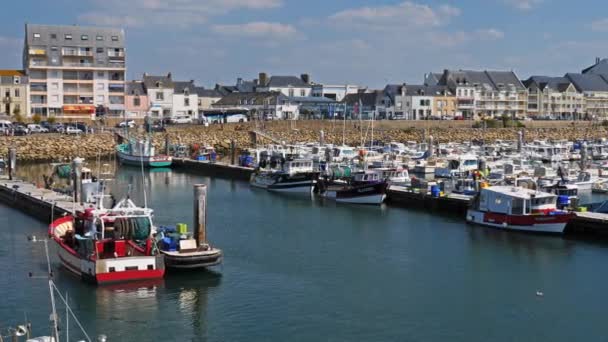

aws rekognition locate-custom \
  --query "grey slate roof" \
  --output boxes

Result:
[437,70,525,92]
[565,73,608,92]
[523,76,573,92]
[266,76,311,88]
[341,91,384,106]
[214,91,287,106]
[403,85,452,96]
[582,58,608,75]
[424,73,442,86]
[126,81,145,95]
[143,74,173,89]
[25,24,124,48]
[173,81,195,94]
[286,96,336,104]
[195,87,222,98]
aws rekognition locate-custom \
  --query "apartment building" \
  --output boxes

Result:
[430,70,528,119]
[172,81,198,119]
[143,73,174,119]
[523,76,584,119]
[311,84,360,101]
[565,73,608,120]
[23,24,126,118]
[0,70,29,118]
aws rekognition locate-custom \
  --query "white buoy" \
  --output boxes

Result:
[536,291,544,297]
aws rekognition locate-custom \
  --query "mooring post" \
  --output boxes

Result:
[517,130,523,153]
[428,135,434,158]
[165,134,170,156]
[193,184,207,246]
[8,147,16,181]
[230,140,236,165]
[72,157,83,204]
[319,129,325,146]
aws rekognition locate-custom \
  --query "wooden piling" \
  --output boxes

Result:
[8,147,16,181]
[230,140,236,165]
[72,157,83,204]
[193,184,207,246]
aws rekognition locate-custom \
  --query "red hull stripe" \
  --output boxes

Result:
[483,212,573,226]
[96,269,165,283]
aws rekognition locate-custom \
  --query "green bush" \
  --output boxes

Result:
[32,113,42,124]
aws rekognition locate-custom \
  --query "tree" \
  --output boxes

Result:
[47,116,57,124]
[32,113,42,124]
[12,107,23,123]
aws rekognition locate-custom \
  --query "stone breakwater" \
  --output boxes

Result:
[1,121,606,161]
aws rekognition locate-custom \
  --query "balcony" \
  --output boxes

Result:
[109,96,125,105]
[62,49,93,57]
[108,85,125,93]
[107,51,125,58]
[29,60,47,67]
[29,48,46,55]
[63,62,93,67]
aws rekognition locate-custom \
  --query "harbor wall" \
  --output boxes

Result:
[0,120,606,162]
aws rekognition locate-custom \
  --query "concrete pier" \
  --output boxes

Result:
[0,175,83,223]
[172,158,254,181]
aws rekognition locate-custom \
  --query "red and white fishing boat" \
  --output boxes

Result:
[467,186,574,234]
[49,196,165,284]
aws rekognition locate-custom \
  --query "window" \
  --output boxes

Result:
[14,89,20,97]
[134,97,141,106]
[50,33,57,39]
[33,33,41,40]
[397,101,402,109]
[96,35,104,41]
[156,92,164,101]
[15,104,20,111]
[111,35,119,41]
[65,34,72,40]
[289,89,294,97]
[96,47,104,53]
[184,98,190,106]
[96,95,104,103]
[81,35,89,40]
[96,83,104,90]
[51,82,59,90]
[419,99,425,106]
[300,89,305,97]
[97,71,104,78]
[50,46,58,52]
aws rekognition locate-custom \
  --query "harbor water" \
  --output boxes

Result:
[2,165,608,341]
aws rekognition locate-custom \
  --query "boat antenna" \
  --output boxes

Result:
[28,236,94,342]
[140,145,148,209]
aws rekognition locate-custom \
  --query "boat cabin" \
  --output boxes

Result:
[477,186,559,215]
[282,159,314,174]
[352,171,382,183]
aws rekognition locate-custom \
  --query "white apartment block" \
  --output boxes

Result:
[24,24,126,117]
[524,76,584,119]
[311,84,360,102]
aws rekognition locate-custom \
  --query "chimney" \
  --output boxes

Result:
[401,83,406,96]
[167,72,172,79]
[301,74,310,84]
[259,72,268,86]
[237,77,243,86]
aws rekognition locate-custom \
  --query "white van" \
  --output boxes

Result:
[27,124,49,133]
[0,120,12,135]
[169,115,192,124]
[226,114,248,123]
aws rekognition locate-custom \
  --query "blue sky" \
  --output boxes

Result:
[0,0,606,88]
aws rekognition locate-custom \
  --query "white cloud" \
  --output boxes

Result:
[79,0,283,28]
[590,18,608,32]
[212,22,298,39]
[329,1,461,30]
[475,28,505,41]
[503,0,543,10]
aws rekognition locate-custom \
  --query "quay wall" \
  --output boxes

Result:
[1,121,606,162]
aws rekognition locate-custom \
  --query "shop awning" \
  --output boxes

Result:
[63,105,95,114]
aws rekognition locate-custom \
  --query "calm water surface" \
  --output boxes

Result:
[2,164,608,341]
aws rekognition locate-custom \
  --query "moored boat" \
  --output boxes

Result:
[250,158,319,193]
[467,186,574,234]
[116,138,172,168]
[48,196,165,284]
[157,225,222,269]
[319,170,387,204]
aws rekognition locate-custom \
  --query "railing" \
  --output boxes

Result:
[30,61,47,67]
[108,87,125,93]
[107,51,125,57]
[108,62,125,68]
[62,50,93,57]
[63,62,93,67]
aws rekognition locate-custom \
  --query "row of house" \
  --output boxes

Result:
[5,23,608,121]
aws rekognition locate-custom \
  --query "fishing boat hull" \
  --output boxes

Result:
[162,249,223,269]
[322,181,387,205]
[466,209,572,234]
[116,146,172,168]
[50,216,165,284]
[251,172,318,194]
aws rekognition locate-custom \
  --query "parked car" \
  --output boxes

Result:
[27,124,49,133]
[40,121,51,130]
[50,123,65,133]
[169,115,193,124]
[74,122,88,133]
[65,126,83,134]
[150,120,166,132]
[116,120,136,128]
[0,120,13,135]
[13,124,29,136]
